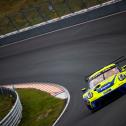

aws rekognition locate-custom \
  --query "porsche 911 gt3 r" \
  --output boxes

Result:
[82,56,126,112]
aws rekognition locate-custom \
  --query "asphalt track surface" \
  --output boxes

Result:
[0,11,126,126]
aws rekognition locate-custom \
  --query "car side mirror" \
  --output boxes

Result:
[94,84,100,91]
[84,76,89,82]
[81,88,87,93]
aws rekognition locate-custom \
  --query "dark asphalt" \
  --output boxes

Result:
[1,0,126,46]
[0,12,126,126]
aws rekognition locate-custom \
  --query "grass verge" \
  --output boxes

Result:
[16,88,65,126]
[0,94,14,121]
[0,0,109,35]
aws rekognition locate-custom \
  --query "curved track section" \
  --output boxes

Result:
[0,12,126,126]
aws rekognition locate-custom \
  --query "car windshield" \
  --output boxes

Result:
[89,67,119,89]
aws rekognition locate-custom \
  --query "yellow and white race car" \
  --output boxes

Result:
[82,56,126,112]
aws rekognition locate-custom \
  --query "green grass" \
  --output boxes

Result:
[16,88,65,126]
[0,0,109,35]
[0,95,14,121]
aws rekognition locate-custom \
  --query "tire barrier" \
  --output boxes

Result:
[0,87,22,126]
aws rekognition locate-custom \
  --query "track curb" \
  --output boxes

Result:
[52,84,70,126]
[3,83,70,126]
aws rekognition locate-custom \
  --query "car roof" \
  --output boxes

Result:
[89,64,116,80]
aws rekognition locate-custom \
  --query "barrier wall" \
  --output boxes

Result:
[0,87,22,126]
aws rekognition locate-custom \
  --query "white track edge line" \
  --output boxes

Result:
[0,10,126,49]
[0,0,120,39]
[52,85,70,126]
[2,83,70,126]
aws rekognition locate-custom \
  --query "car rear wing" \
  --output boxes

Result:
[110,56,126,65]
[85,56,126,82]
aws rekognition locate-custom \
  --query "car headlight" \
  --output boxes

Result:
[118,74,126,81]
[87,92,93,99]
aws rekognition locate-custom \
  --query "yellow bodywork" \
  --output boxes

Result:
[82,63,126,110]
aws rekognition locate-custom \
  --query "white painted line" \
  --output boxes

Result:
[52,85,70,126]
[0,10,125,49]
[2,83,71,126]
[0,0,121,40]
[0,1,122,38]
[55,92,68,99]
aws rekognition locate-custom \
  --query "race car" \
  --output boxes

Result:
[82,56,126,112]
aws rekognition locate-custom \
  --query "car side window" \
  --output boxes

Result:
[104,67,119,79]
[89,74,104,89]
